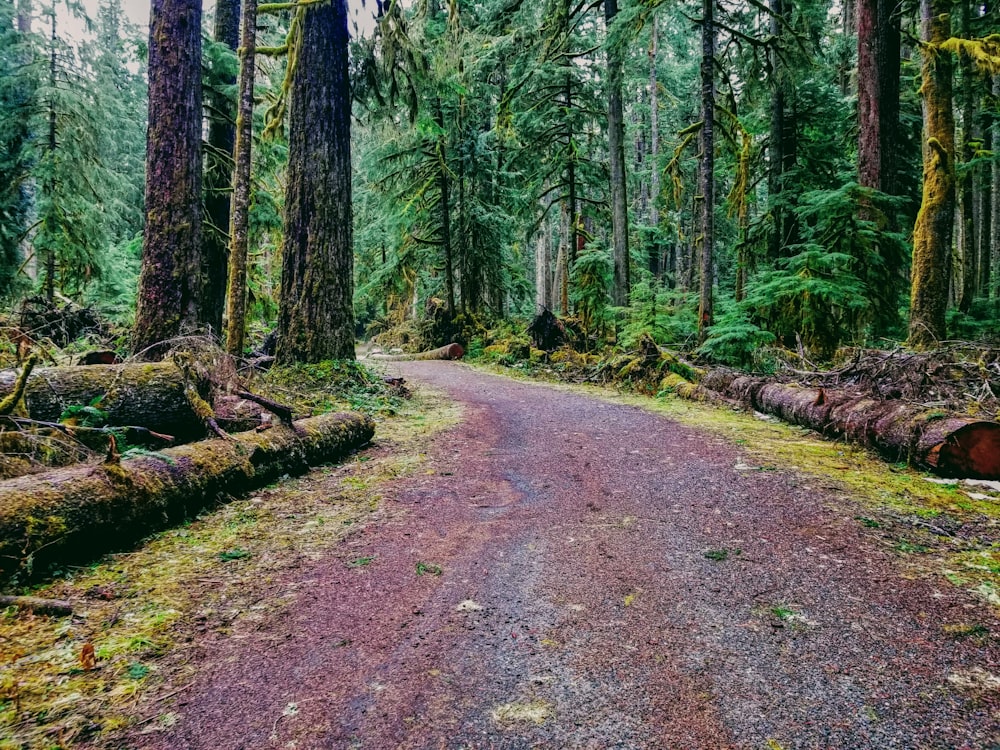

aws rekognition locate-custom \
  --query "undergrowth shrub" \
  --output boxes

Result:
[264,359,404,415]
[697,302,776,367]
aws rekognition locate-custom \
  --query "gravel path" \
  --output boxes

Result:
[134,362,1000,749]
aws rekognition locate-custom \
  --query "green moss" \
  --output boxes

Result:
[0,388,458,747]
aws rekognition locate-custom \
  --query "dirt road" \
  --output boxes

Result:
[134,362,1000,749]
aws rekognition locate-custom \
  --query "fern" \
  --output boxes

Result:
[698,303,776,367]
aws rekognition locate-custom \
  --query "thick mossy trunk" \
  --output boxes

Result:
[0,411,374,583]
[275,0,355,364]
[0,362,204,439]
[133,0,204,359]
[909,0,955,347]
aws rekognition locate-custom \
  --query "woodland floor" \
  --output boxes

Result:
[5,361,1000,749]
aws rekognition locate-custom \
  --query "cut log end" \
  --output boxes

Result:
[927,422,1000,480]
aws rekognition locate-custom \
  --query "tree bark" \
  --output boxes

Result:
[0,411,374,582]
[767,0,785,258]
[133,0,204,359]
[648,18,661,274]
[224,0,257,357]
[366,343,465,361]
[957,0,977,311]
[203,0,241,336]
[606,0,629,307]
[435,99,456,315]
[978,67,992,295]
[857,0,901,197]
[0,362,211,440]
[909,0,956,348]
[694,375,1000,479]
[275,0,355,364]
[993,75,1000,298]
[697,0,715,342]
[535,228,550,312]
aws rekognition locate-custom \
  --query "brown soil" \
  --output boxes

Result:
[119,362,999,749]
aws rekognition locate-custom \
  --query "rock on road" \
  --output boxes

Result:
[138,362,1000,749]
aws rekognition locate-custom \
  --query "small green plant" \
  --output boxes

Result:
[348,555,376,568]
[126,662,150,680]
[704,548,740,561]
[856,516,882,528]
[415,561,442,577]
[217,548,251,562]
[895,539,929,554]
[771,605,797,620]
[59,397,108,427]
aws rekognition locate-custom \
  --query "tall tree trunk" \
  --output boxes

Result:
[857,0,901,197]
[978,21,993,296]
[535,229,550,312]
[557,201,569,313]
[44,9,56,302]
[957,0,977,311]
[606,0,629,306]
[767,0,785,258]
[224,0,256,357]
[275,0,355,363]
[909,0,956,348]
[993,75,1000,299]
[648,17,661,277]
[203,0,241,336]
[697,0,715,341]
[566,74,578,276]
[16,0,30,32]
[133,0,204,359]
[435,100,455,315]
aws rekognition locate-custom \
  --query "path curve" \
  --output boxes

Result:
[134,362,1000,749]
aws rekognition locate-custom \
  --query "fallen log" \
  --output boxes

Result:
[0,594,73,616]
[694,375,1000,479]
[0,411,374,583]
[0,362,205,440]
[0,362,268,440]
[367,343,465,361]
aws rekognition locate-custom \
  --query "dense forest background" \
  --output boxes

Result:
[1,0,999,367]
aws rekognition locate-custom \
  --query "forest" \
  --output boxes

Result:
[3,0,1000,745]
[0,0,996,366]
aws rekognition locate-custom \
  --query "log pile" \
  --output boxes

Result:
[0,411,374,582]
[684,370,1000,479]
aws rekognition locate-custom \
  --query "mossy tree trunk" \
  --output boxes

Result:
[224,0,257,357]
[606,0,630,307]
[909,0,956,348]
[697,0,715,342]
[648,18,661,278]
[0,411,374,583]
[435,98,456,315]
[275,0,355,364]
[203,0,241,336]
[0,362,210,440]
[133,0,204,359]
[957,0,977,312]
